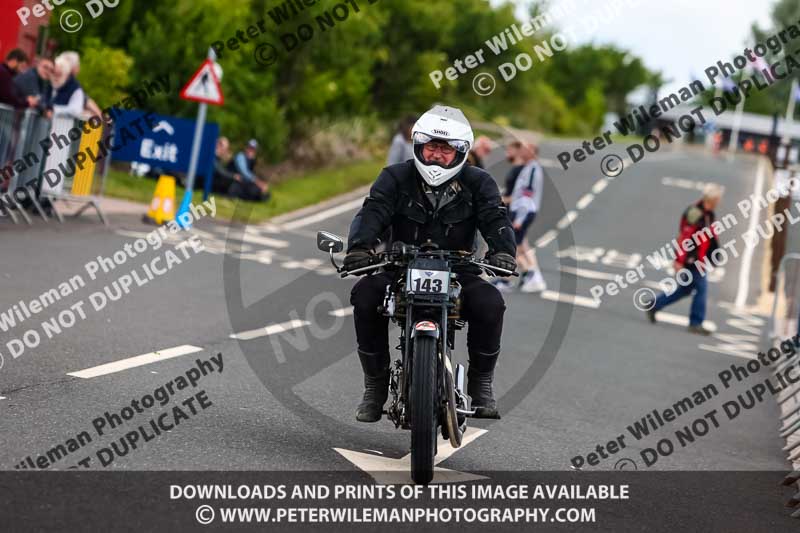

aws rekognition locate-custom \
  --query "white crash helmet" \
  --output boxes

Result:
[411,105,474,188]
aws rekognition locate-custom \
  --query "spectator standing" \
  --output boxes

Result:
[493,142,547,293]
[51,52,87,119]
[0,49,38,109]
[467,136,493,168]
[645,184,724,335]
[386,116,416,165]
[227,139,271,202]
[13,57,53,113]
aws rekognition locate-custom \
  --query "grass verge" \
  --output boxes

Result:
[103,158,383,223]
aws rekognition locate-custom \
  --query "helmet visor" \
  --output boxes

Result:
[412,132,471,154]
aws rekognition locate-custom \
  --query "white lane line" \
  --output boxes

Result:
[662,177,704,191]
[535,230,558,248]
[115,230,151,239]
[281,197,365,231]
[540,290,600,309]
[592,179,609,194]
[67,345,203,379]
[330,307,354,317]
[230,319,310,341]
[556,210,578,230]
[655,312,717,332]
[576,193,594,210]
[247,223,283,234]
[735,158,766,308]
[238,232,290,249]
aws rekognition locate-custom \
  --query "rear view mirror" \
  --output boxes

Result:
[317,231,344,253]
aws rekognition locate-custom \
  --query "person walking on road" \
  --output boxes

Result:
[494,141,547,293]
[645,183,723,335]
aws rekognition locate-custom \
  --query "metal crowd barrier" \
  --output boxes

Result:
[768,253,800,517]
[0,103,108,226]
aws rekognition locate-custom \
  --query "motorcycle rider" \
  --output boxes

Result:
[345,105,517,422]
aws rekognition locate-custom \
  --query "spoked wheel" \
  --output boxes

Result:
[443,357,463,448]
[410,335,437,485]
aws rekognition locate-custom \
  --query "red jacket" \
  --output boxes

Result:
[675,201,718,267]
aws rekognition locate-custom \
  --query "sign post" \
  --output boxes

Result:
[176,49,224,227]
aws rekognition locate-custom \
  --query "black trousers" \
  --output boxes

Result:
[227,180,270,202]
[350,271,506,357]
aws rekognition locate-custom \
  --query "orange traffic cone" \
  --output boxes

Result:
[144,175,176,225]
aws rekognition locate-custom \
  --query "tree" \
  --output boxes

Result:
[73,38,133,109]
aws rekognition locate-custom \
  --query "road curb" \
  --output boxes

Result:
[267,184,370,226]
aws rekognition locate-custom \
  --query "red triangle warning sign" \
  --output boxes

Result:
[180,59,224,105]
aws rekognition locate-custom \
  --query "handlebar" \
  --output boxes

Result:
[338,248,518,278]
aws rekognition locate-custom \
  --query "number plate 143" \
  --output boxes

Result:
[407,269,449,294]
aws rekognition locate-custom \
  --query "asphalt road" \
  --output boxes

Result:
[0,142,796,526]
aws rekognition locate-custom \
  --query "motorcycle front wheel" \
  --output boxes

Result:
[410,334,437,485]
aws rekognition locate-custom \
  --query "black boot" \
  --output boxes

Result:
[356,350,390,423]
[467,348,501,419]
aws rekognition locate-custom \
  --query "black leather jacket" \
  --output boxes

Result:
[347,161,516,258]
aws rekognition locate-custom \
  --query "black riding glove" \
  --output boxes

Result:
[344,249,374,272]
[487,252,517,276]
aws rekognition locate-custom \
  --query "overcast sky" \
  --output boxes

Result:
[498,0,775,100]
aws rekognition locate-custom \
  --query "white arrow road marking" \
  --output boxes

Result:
[236,232,290,249]
[698,333,758,359]
[67,345,204,379]
[559,266,663,290]
[334,427,488,484]
[230,319,310,341]
[330,307,354,317]
[540,290,600,309]
[281,198,365,230]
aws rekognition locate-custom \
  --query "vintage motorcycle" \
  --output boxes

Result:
[316,231,515,484]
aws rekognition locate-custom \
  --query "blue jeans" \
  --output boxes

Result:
[653,265,707,326]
